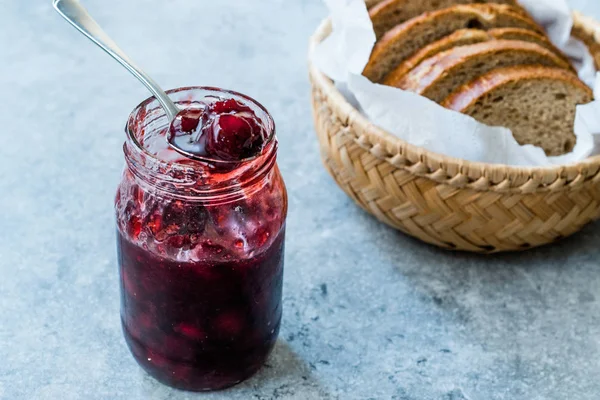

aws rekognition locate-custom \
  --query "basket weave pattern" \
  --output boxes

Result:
[309,9,600,252]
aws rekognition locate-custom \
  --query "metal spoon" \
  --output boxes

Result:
[54,0,267,164]
[52,0,180,123]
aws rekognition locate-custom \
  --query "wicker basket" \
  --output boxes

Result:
[308,5,600,253]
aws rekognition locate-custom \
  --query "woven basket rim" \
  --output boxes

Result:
[308,11,600,193]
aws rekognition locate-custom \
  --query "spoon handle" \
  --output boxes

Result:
[53,0,180,121]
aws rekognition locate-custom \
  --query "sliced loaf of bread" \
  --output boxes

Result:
[394,40,573,103]
[383,28,571,85]
[363,4,543,83]
[369,0,520,39]
[442,66,593,156]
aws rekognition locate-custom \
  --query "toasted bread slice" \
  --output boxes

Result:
[363,4,543,83]
[383,28,571,85]
[442,66,593,156]
[369,0,520,39]
[394,40,573,103]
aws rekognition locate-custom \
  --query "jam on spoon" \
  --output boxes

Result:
[168,98,268,162]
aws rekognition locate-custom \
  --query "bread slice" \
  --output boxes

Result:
[383,28,571,86]
[363,4,544,83]
[383,29,490,86]
[442,66,593,156]
[572,12,600,70]
[394,40,573,103]
[369,0,520,39]
[488,28,569,61]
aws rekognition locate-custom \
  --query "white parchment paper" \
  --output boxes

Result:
[311,0,600,166]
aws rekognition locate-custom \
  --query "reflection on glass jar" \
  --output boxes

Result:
[115,87,287,391]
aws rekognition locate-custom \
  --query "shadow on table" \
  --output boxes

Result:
[233,339,322,392]
[138,340,325,399]
[365,220,600,398]
[384,219,600,323]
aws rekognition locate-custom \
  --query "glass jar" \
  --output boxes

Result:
[115,87,287,391]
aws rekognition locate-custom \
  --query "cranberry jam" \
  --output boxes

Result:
[168,98,267,162]
[115,87,287,391]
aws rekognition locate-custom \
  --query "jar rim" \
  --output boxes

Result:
[126,86,276,169]
[123,86,278,201]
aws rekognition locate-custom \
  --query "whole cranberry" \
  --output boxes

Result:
[204,114,264,161]
[167,99,266,162]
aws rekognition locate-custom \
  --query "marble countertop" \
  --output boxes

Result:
[2,1,600,399]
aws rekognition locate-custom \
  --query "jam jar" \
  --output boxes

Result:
[115,87,287,391]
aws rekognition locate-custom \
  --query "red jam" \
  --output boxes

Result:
[168,99,268,162]
[115,88,287,391]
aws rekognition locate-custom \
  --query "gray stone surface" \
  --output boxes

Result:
[2,0,600,399]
